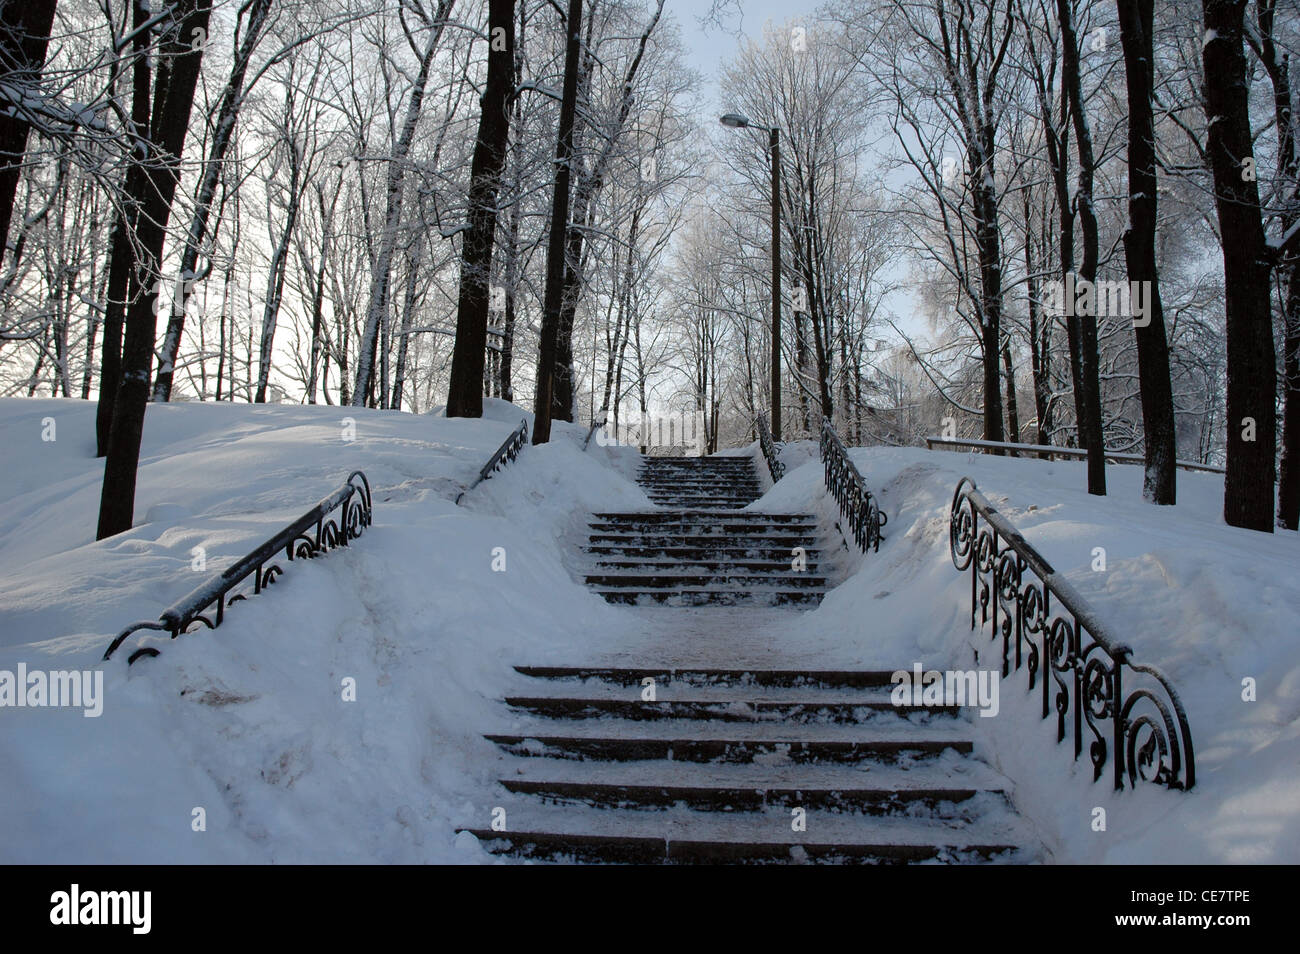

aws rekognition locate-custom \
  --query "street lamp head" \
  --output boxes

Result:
[719,113,751,129]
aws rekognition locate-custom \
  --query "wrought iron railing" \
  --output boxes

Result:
[583,411,607,451]
[820,418,886,552]
[949,477,1195,791]
[104,471,373,665]
[925,435,1226,474]
[455,417,528,504]
[757,412,784,483]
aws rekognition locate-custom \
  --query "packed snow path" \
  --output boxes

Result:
[465,455,1038,864]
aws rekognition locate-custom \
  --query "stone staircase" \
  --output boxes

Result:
[464,665,1032,864]
[638,455,763,510]
[582,456,829,607]
[461,453,1035,864]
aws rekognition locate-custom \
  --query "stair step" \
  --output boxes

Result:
[588,559,824,573]
[589,518,809,530]
[587,534,815,546]
[499,779,998,814]
[595,590,825,606]
[493,756,1004,790]
[459,807,1025,864]
[583,546,823,559]
[511,666,901,689]
[593,511,813,523]
[487,734,974,764]
[585,574,827,589]
[465,831,1019,864]
[504,697,961,722]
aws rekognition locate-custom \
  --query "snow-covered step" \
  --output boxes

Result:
[460,805,1029,865]
[586,574,827,590]
[503,696,961,722]
[502,683,904,704]
[587,518,815,533]
[587,533,816,548]
[485,732,974,765]
[494,756,1007,795]
[594,588,827,607]
[510,666,900,688]
[499,779,1003,816]
[582,545,822,559]
[586,558,825,573]
[592,511,814,524]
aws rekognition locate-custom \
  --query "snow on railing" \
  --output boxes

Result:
[949,477,1195,791]
[757,412,785,483]
[925,435,1225,474]
[455,417,529,505]
[103,471,374,666]
[820,418,886,553]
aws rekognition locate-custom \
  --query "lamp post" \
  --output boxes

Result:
[721,112,781,440]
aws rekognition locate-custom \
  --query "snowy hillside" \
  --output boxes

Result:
[0,397,1295,863]
[0,397,648,863]
[759,445,1300,864]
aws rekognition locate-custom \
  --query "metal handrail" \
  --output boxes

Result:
[949,476,1195,791]
[455,417,528,504]
[925,435,1225,475]
[103,470,374,665]
[819,418,886,552]
[757,412,785,482]
[583,411,608,451]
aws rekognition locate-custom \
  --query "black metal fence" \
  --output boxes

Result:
[949,476,1195,791]
[104,471,374,665]
[757,413,785,483]
[455,417,529,505]
[820,418,886,552]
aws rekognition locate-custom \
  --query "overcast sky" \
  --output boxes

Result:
[678,0,820,111]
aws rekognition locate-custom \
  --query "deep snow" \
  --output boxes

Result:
[0,398,1295,863]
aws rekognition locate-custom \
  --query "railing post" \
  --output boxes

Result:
[1112,663,1125,791]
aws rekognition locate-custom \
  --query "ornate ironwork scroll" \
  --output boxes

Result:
[103,471,374,665]
[757,413,785,483]
[819,418,886,553]
[949,476,1195,791]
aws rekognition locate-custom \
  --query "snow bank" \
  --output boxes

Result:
[750,444,1300,863]
[0,397,643,863]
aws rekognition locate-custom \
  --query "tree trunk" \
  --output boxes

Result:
[97,0,213,540]
[1058,0,1106,494]
[305,183,334,403]
[1280,266,1300,528]
[1201,0,1277,532]
[1256,0,1300,529]
[352,5,452,407]
[254,147,301,403]
[152,0,273,402]
[1002,338,1020,447]
[0,0,57,271]
[973,154,1006,446]
[95,0,154,456]
[446,0,515,418]
[533,0,583,445]
[1117,0,1177,504]
[392,218,426,411]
